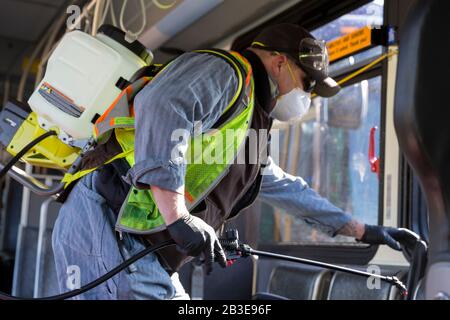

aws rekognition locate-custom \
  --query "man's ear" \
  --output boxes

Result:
[271,54,287,77]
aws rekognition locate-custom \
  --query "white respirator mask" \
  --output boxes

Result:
[268,60,312,122]
[270,87,311,122]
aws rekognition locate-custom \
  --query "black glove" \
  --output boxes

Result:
[167,214,227,274]
[360,225,420,251]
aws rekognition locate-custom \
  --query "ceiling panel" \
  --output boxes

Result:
[0,38,31,76]
[0,0,63,42]
[162,0,294,50]
[21,0,67,6]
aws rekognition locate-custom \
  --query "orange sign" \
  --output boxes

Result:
[327,26,372,62]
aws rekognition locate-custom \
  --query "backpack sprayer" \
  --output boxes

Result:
[0,25,416,300]
[0,25,152,196]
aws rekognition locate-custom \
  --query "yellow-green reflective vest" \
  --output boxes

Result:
[62,49,255,234]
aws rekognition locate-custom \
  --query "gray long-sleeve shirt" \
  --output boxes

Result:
[125,52,352,236]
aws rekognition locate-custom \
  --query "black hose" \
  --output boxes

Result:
[0,240,175,300]
[247,248,408,296]
[0,130,57,180]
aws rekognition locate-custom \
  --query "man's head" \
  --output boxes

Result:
[248,23,340,121]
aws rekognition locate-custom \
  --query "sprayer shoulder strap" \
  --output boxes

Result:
[149,49,250,129]
[193,48,250,129]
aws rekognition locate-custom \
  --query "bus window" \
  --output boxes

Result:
[258,0,385,246]
[278,127,290,171]
[311,0,384,41]
[313,0,385,75]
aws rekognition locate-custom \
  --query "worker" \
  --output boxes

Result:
[52,23,413,300]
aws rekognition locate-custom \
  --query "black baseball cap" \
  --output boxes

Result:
[251,23,341,98]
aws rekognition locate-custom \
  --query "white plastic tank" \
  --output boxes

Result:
[28,25,152,141]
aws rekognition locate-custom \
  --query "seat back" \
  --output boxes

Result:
[394,0,450,298]
[327,271,402,300]
[395,0,450,255]
[268,265,332,300]
[254,260,332,300]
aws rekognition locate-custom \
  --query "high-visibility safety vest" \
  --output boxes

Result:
[62,49,255,235]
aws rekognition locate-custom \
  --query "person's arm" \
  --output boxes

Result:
[152,185,227,273]
[336,219,365,239]
[151,186,189,225]
[259,157,415,250]
[259,156,363,238]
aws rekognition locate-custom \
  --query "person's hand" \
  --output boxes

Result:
[167,214,227,274]
[360,225,420,251]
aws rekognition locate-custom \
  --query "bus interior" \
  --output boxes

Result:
[0,0,449,300]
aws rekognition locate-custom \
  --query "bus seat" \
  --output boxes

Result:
[394,0,450,299]
[255,264,332,300]
[252,292,289,300]
[326,270,404,300]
